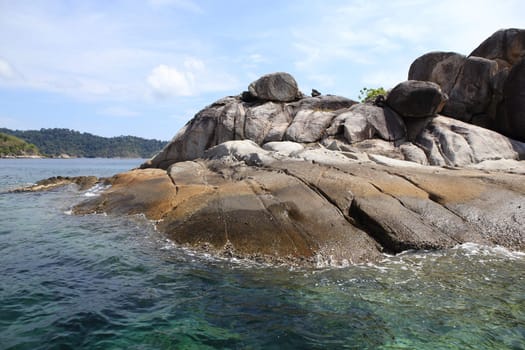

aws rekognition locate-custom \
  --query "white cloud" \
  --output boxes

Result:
[0,58,17,80]
[147,59,239,98]
[147,64,195,97]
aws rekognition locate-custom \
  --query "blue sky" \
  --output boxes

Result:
[1,0,524,140]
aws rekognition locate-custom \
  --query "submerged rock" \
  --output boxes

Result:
[10,176,100,193]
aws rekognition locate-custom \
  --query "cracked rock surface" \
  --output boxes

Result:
[74,141,525,266]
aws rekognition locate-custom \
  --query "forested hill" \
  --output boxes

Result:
[0,132,41,157]
[0,128,168,158]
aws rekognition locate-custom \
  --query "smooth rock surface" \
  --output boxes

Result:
[415,116,525,166]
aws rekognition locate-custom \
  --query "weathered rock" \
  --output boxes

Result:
[337,104,406,143]
[350,139,404,160]
[142,98,229,169]
[75,157,525,265]
[470,28,525,66]
[262,141,304,155]
[248,72,301,102]
[73,169,177,220]
[386,80,447,118]
[244,101,292,144]
[215,99,246,144]
[285,109,335,143]
[399,143,429,165]
[288,95,357,113]
[442,57,498,122]
[415,116,525,166]
[408,52,466,94]
[406,29,525,142]
[501,57,525,141]
[203,140,275,166]
[10,176,100,193]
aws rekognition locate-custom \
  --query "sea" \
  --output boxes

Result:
[0,158,524,349]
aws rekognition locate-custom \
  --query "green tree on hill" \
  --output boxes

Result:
[0,128,167,158]
[0,132,41,157]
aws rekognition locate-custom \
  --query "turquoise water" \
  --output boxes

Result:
[1,159,524,349]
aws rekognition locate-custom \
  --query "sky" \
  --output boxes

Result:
[0,0,524,141]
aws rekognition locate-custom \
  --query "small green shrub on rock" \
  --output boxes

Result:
[358,87,387,103]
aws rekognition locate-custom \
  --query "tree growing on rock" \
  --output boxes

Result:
[358,87,387,103]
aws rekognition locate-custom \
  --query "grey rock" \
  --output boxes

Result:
[204,140,275,166]
[416,115,525,166]
[340,104,406,143]
[248,72,301,102]
[386,80,448,118]
[408,52,466,94]
[288,95,357,113]
[399,143,429,165]
[244,101,292,144]
[262,141,304,155]
[442,57,498,122]
[285,109,335,143]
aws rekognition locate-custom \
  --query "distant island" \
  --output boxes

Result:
[0,128,167,158]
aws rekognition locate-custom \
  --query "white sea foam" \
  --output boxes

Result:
[452,242,525,260]
[83,183,110,197]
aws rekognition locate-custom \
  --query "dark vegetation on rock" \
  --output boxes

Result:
[0,128,167,158]
[62,30,525,266]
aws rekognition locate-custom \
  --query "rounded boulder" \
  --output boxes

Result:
[386,80,448,118]
[248,72,300,102]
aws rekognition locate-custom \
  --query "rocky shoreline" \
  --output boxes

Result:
[22,29,525,266]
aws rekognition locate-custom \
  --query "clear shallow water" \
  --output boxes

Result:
[0,159,524,349]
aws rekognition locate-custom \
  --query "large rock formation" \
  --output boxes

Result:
[75,140,525,266]
[408,28,525,142]
[73,30,525,266]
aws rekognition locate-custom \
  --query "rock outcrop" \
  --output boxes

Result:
[73,29,525,266]
[408,28,525,142]
[75,140,525,266]
[10,176,100,193]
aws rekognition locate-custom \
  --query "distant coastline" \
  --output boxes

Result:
[0,128,167,159]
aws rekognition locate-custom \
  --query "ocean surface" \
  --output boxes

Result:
[0,158,524,349]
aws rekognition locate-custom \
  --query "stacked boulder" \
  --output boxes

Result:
[409,28,525,142]
[143,69,524,170]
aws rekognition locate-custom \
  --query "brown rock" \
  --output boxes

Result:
[470,28,525,66]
